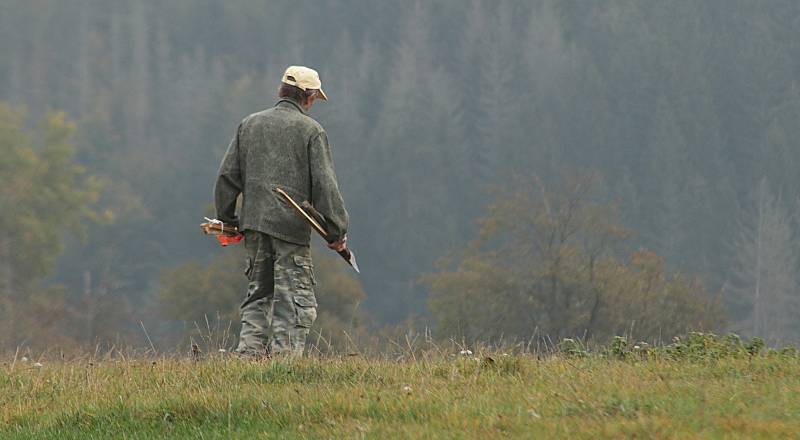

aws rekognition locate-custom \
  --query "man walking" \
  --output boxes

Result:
[214,66,349,357]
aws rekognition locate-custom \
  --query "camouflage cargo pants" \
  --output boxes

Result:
[235,230,317,357]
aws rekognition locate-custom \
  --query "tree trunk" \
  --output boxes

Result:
[753,182,764,337]
[0,235,14,299]
[83,270,95,342]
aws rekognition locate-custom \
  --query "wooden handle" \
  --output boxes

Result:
[200,222,239,236]
[275,188,329,239]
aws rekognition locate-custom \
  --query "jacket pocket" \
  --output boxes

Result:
[293,294,317,328]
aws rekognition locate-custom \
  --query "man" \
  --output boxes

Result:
[214,66,349,357]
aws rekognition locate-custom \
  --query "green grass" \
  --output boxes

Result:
[1,351,799,439]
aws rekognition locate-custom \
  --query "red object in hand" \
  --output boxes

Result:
[216,233,244,247]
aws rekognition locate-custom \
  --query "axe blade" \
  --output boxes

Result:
[341,249,360,274]
[276,188,361,274]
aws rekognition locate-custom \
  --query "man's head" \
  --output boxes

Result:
[279,66,328,111]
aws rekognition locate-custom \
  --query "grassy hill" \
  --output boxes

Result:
[2,339,799,438]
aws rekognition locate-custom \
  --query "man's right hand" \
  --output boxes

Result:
[328,235,347,252]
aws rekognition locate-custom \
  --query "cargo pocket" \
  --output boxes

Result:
[293,294,317,328]
[244,256,254,280]
[292,255,316,290]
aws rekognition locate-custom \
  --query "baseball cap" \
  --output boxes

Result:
[281,66,328,101]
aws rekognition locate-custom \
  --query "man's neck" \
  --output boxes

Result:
[277,97,308,114]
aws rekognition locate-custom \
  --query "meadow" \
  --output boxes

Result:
[1,335,799,439]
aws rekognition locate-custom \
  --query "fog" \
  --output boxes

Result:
[1,0,799,348]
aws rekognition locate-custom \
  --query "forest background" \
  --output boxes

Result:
[1,0,799,351]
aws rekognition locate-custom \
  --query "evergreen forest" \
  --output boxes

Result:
[2,0,800,349]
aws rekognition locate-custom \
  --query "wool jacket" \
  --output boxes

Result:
[214,98,348,246]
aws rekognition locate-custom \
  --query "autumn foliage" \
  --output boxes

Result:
[425,176,725,343]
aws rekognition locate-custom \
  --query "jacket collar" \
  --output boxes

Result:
[275,97,307,115]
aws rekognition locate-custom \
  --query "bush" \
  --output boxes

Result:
[589,333,796,362]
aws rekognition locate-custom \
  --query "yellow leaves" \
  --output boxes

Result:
[629,249,663,271]
[41,111,77,156]
[0,103,109,344]
[425,175,725,342]
[100,208,116,224]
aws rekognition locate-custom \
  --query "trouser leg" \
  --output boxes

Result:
[269,238,317,357]
[235,231,275,356]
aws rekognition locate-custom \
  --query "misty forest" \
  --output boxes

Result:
[3,0,800,352]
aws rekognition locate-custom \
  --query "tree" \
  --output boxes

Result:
[639,96,691,261]
[0,103,102,348]
[4,0,800,343]
[425,175,725,343]
[730,178,800,344]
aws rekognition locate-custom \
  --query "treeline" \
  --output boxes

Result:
[1,1,800,346]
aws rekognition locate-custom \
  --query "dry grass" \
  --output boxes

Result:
[1,348,799,439]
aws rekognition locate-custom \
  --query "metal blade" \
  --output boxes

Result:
[348,250,360,273]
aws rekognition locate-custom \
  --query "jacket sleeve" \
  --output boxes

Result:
[309,130,349,241]
[214,124,243,226]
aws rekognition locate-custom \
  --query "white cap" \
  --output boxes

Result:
[281,66,328,101]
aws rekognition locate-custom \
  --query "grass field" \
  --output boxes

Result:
[2,342,799,439]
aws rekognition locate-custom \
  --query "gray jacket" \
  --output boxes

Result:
[214,98,348,246]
